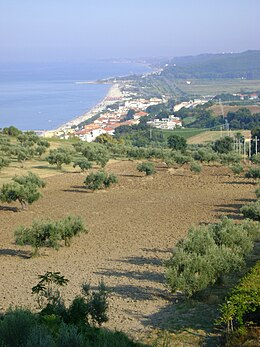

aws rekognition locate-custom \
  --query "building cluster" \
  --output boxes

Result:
[52,93,167,142]
[147,115,182,130]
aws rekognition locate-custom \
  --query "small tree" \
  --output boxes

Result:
[84,171,117,191]
[57,215,87,246]
[213,136,233,154]
[0,172,45,209]
[167,134,187,151]
[73,158,92,172]
[0,182,39,209]
[15,216,86,255]
[47,148,72,169]
[15,220,61,256]
[13,171,46,188]
[137,162,156,175]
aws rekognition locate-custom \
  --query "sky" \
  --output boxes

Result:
[0,0,259,62]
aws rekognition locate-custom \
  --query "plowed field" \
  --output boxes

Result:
[0,161,256,339]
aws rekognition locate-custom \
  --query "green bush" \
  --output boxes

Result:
[0,172,46,209]
[256,187,260,199]
[192,148,219,163]
[0,308,37,347]
[190,161,202,174]
[47,148,73,169]
[230,164,244,175]
[15,216,86,256]
[245,166,260,179]
[0,156,10,170]
[220,152,242,166]
[13,172,46,188]
[241,201,260,221]
[218,261,260,331]
[213,136,233,154]
[84,171,117,191]
[74,142,110,168]
[26,325,55,347]
[137,162,156,175]
[251,153,260,165]
[165,218,259,296]
[73,158,92,172]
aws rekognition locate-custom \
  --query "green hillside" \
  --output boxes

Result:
[162,50,260,79]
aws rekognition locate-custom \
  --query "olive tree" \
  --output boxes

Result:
[0,172,46,209]
[47,148,72,169]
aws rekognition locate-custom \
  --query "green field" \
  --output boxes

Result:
[175,79,260,97]
[155,128,208,140]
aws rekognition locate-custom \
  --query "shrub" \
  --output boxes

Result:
[26,325,55,347]
[241,201,260,221]
[56,323,84,347]
[57,215,87,246]
[220,152,242,165]
[190,161,202,174]
[137,162,156,175]
[165,218,259,296]
[0,308,37,347]
[251,153,260,165]
[84,171,117,191]
[15,216,86,255]
[13,172,46,188]
[75,142,110,168]
[230,164,244,175]
[88,281,108,326]
[47,148,72,169]
[256,187,260,199]
[192,148,218,163]
[0,182,40,209]
[15,220,61,256]
[0,172,46,209]
[218,261,260,331]
[73,158,92,172]
[172,152,191,165]
[0,156,10,170]
[245,166,260,179]
[213,136,233,154]
[167,134,187,151]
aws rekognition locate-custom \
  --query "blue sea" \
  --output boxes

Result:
[0,61,150,131]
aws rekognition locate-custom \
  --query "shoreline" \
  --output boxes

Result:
[42,82,123,137]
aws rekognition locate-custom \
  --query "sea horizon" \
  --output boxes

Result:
[0,61,151,131]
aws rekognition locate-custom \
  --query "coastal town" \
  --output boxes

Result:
[42,81,208,142]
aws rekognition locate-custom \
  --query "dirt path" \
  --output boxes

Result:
[0,161,256,339]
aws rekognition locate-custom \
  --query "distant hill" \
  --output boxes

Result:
[162,50,260,79]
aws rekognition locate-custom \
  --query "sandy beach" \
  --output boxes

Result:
[42,83,123,137]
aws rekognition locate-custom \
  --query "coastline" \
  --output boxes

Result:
[42,82,123,137]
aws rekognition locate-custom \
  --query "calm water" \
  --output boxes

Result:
[0,61,150,130]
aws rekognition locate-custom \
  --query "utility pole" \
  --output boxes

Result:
[256,136,258,155]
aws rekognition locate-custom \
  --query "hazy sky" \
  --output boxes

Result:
[1,0,259,62]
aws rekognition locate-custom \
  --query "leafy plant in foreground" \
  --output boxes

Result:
[165,218,259,296]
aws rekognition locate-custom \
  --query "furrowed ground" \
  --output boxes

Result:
[0,160,257,345]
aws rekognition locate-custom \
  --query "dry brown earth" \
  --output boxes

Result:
[0,161,256,341]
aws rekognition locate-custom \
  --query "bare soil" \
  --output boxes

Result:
[0,161,256,340]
